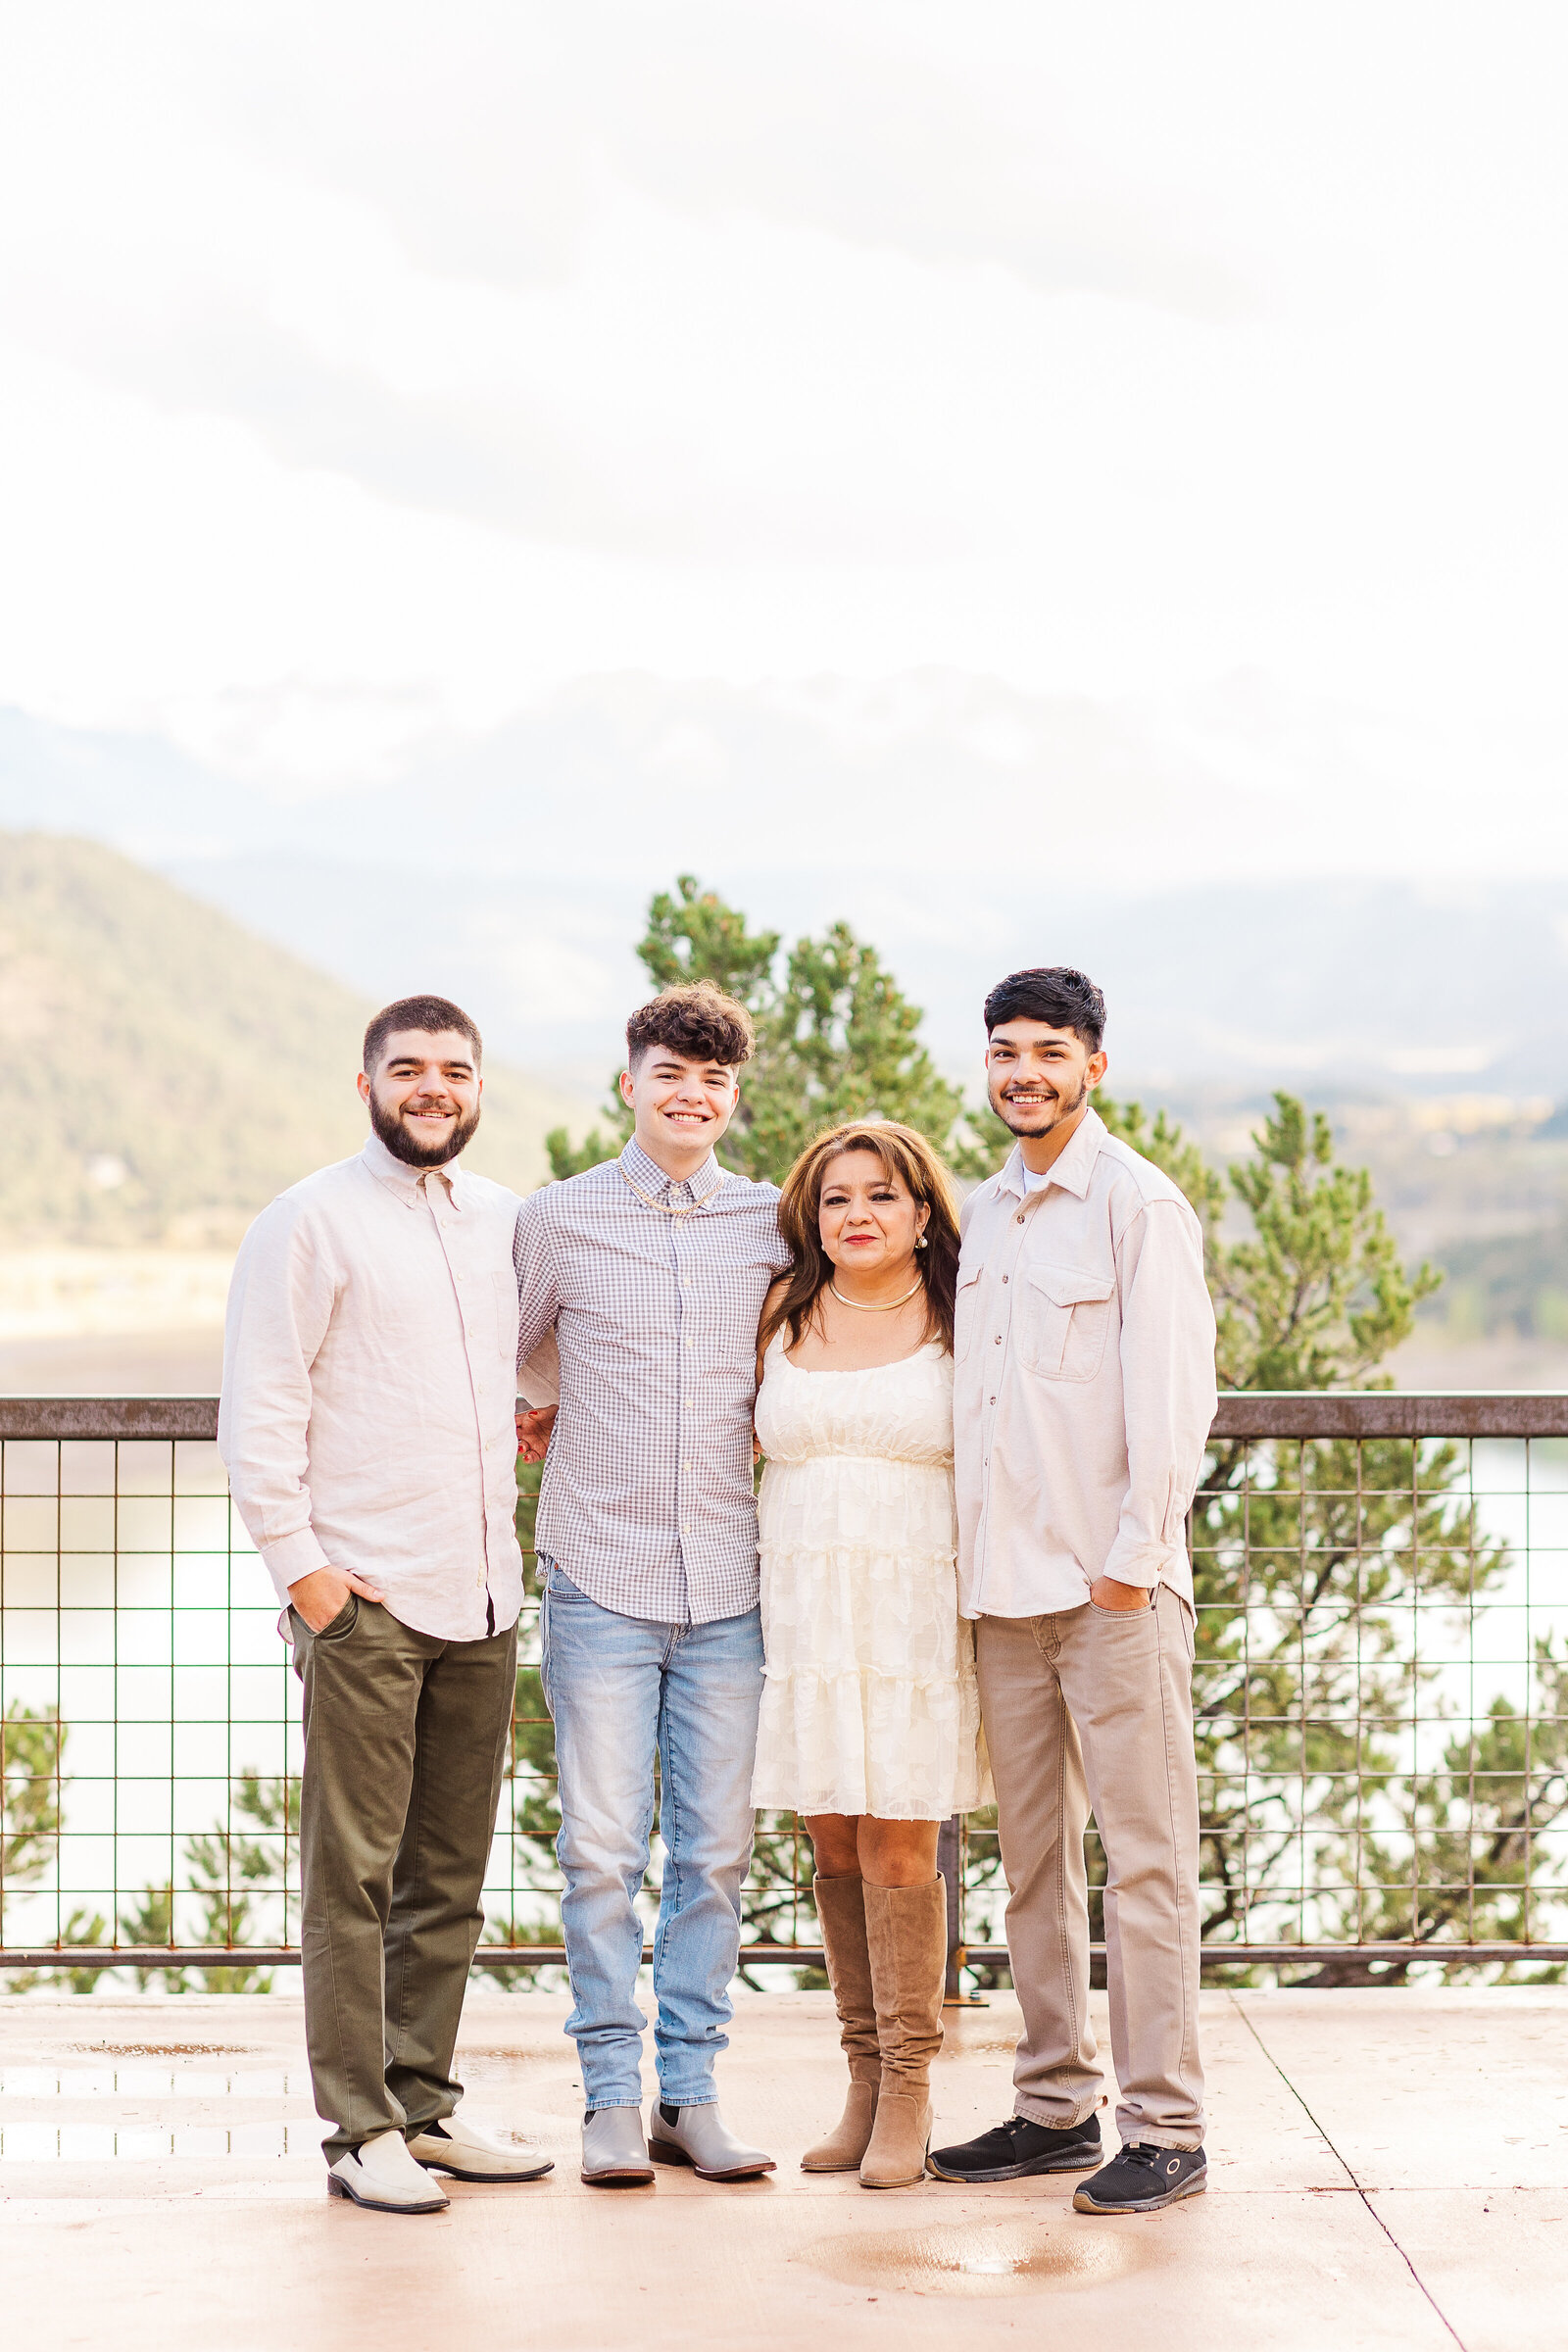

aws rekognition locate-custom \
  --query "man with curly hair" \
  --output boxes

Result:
[514,983,792,2186]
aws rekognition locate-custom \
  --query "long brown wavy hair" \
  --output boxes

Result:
[760,1120,963,1358]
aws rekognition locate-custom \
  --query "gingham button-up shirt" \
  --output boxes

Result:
[513,1139,792,1624]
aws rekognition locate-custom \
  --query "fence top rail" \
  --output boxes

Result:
[1209,1392,1568,1440]
[3,1391,1568,1444]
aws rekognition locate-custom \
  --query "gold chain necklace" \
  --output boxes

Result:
[618,1158,724,1218]
[829,1277,924,1312]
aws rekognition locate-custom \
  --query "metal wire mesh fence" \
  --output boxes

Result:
[3,1394,1567,1986]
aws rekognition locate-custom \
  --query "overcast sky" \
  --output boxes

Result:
[1,2,1565,806]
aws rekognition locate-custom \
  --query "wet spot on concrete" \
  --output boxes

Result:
[797,2217,1154,2297]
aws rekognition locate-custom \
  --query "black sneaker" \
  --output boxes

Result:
[1072,2141,1207,2213]
[927,2113,1102,2181]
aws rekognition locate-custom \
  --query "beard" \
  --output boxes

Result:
[369,1090,482,1169]
[991,1072,1088,1137]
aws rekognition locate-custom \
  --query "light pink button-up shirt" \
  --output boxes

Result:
[954,1109,1217,1619]
[219,1132,525,1641]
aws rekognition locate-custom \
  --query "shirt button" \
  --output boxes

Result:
[995,1334,1002,1344]
[1002,1275,1008,1285]
[1016,1213,1025,1226]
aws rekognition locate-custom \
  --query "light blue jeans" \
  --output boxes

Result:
[539,1561,764,2111]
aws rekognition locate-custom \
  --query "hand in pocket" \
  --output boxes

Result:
[1090,1574,1152,1611]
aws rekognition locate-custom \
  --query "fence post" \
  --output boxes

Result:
[938,1813,985,2006]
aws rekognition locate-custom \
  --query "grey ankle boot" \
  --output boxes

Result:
[580,2106,655,2186]
[648,2102,775,2180]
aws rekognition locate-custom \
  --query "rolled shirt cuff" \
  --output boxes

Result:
[516,1330,561,1409]
[259,1525,332,1605]
[1097,1538,1175,1591]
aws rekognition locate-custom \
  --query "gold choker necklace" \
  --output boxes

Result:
[829,1277,924,1312]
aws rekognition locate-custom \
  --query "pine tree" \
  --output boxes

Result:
[544,874,993,1184]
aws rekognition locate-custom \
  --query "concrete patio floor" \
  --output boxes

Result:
[2,1984,1563,2351]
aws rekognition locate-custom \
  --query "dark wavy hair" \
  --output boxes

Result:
[983,966,1106,1054]
[760,1121,962,1358]
[363,994,482,1075]
[626,983,755,1070]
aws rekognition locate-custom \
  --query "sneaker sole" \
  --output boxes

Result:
[649,2136,776,2181]
[326,2175,447,2214]
[926,2146,1102,2182]
[1072,2169,1207,2215]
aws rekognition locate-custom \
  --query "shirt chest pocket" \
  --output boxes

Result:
[955,1266,984,1362]
[1020,1262,1116,1383]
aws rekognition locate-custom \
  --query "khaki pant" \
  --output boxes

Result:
[975,1584,1204,2150]
[291,1595,517,2159]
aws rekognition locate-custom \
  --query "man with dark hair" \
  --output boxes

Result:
[928,966,1217,2215]
[220,1000,550,2212]
[362,993,484,1094]
[513,981,792,2186]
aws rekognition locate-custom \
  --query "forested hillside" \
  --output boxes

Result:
[0,832,571,1246]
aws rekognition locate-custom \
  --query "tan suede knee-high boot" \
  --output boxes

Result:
[802,1874,881,2171]
[860,1877,948,2187]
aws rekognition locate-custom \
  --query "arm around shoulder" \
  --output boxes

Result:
[513,1192,563,1371]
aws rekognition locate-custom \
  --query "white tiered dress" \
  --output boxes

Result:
[750,1333,989,1821]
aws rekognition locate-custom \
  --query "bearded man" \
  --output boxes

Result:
[220,996,550,2214]
[928,966,1217,2216]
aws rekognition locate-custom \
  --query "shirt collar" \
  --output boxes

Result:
[362,1129,466,1208]
[997,1105,1105,1203]
[620,1134,722,1205]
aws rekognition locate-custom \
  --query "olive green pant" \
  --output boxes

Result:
[291,1595,517,2159]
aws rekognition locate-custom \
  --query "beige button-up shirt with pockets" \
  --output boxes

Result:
[954,1107,1217,1619]
[219,1131,526,1642]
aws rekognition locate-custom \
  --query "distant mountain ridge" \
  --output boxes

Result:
[5,676,1568,1102]
[0,833,574,1247]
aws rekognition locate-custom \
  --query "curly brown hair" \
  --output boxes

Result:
[760,1120,962,1358]
[625,983,755,1070]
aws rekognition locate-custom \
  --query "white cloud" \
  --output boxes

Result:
[0,2,1564,800]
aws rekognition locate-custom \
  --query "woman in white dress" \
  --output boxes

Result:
[752,1119,986,2189]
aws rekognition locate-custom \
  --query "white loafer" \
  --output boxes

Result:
[407,2116,554,2182]
[328,2129,449,2213]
